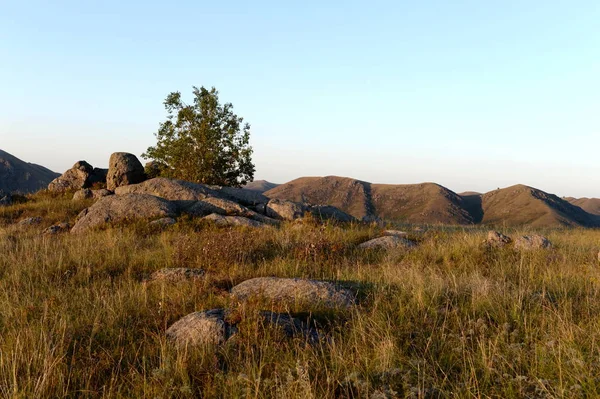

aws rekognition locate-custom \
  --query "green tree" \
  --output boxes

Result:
[143,86,255,187]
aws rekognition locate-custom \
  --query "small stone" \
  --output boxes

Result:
[149,267,204,282]
[358,236,416,249]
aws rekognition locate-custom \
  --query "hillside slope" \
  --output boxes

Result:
[480,185,599,227]
[243,180,279,193]
[265,176,473,224]
[565,197,600,216]
[0,149,59,193]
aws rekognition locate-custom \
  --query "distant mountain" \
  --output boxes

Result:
[565,197,600,216]
[265,176,600,227]
[243,180,279,193]
[264,176,474,224]
[0,149,60,194]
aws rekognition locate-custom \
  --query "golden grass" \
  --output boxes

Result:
[1,194,600,397]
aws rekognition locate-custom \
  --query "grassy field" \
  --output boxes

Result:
[1,193,600,398]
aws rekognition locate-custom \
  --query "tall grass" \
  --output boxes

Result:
[0,195,599,397]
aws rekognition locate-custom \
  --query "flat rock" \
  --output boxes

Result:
[202,213,265,228]
[166,309,236,347]
[149,267,204,282]
[149,217,176,227]
[187,197,278,225]
[515,235,552,250]
[18,216,42,226]
[106,152,146,191]
[485,231,512,248]
[71,193,178,233]
[114,178,219,208]
[358,235,417,249]
[230,277,355,309]
[383,230,408,237]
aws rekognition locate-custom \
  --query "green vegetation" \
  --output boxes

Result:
[1,193,600,397]
[143,86,255,187]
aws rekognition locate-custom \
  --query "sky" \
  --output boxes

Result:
[1,0,599,197]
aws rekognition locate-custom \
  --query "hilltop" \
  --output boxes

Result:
[265,176,600,227]
[243,179,279,193]
[0,149,59,193]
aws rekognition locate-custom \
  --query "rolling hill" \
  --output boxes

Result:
[265,176,600,227]
[0,149,59,194]
[565,197,600,216]
[243,180,279,193]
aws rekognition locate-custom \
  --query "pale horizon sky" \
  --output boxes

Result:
[1,1,599,197]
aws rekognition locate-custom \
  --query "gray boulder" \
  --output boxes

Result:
[203,213,266,228]
[106,152,145,191]
[92,189,113,199]
[230,277,355,309]
[71,193,178,233]
[485,231,512,248]
[73,188,93,201]
[358,236,417,250]
[187,197,279,225]
[114,178,219,208]
[266,199,307,220]
[166,309,236,347]
[515,235,552,250]
[149,267,204,282]
[48,161,95,192]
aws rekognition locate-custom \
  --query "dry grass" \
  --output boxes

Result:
[1,193,600,397]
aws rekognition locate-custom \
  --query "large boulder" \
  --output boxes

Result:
[114,178,219,208]
[230,277,355,309]
[357,236,417,250]
[71,193,178,233]
[48,161,105,192]
[106,152,145,191]
[514,235,552,250]
[265,199,307,221]
[186,197,279,225]
[166,309,236,347]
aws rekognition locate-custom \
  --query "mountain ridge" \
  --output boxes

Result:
[0,149,60,194]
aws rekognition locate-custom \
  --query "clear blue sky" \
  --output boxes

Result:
[1,0,599,196]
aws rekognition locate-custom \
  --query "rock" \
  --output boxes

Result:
[186,197,279,225]
[92,189,113,198]
[485,231,512,248]
[18,216,42,226]
[230,277,355,309]
[202,213,266,228]
[42,222,70,235]
[73,188,93,201]
[114,178,219,208]
[514,235,552,250]
[106,152,146,191]
[166,309,236,347]
[265,199,307,221]
[309,205,356,222]
[383,230,407,237]
[149,267,204,282]
[71,193,178,233]
[358,236,417,249]
[48,161,95,192]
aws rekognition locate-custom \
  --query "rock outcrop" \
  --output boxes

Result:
[114,178,218,208]
[71,193,177,233]
[230,277,355,309]
[106,153,145,191]
[202,213,266,228]
[266,199,307,221]
[514,235,553,250]
[48,161,107,192]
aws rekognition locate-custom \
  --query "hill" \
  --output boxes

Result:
[0,149,59,193]
[265,177,600,227]
[243,180,279,193]
[265,176,474,224]
[565,197,600,216]
[479,184,599,227]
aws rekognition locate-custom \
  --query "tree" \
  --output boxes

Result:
[143,86,255,187]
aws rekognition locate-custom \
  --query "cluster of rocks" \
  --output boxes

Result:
[485,231,553,250]
[161,275,355,347]
[45,152,356,234]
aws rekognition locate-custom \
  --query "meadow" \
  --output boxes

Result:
[1,192,600,398]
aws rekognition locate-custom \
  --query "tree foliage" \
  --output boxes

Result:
[143,86,254,187]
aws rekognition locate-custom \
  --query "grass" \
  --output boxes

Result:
[1,192,600,397]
